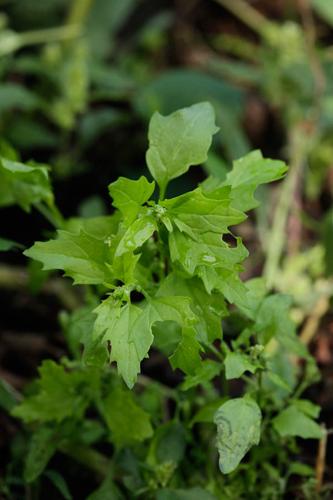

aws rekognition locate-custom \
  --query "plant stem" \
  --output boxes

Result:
[159,184,167,201]
[138,373,177,400]
[263,127,307,289]
[257,370,263,406]
[34,202,64,229]
[18,25,80,48]
[214,33,259,62]
[66,0,95,28]
[212,0,273,36]
[60,443,109,478]
[205,343,224,363]
[61,0,95,50]
[11,0,94,55]
[315,425,327,493]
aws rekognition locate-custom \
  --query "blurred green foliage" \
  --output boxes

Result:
[1,0,333,498]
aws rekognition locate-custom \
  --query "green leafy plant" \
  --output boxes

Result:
[2,103,324,499]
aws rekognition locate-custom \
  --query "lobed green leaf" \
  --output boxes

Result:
[24,229,113,285]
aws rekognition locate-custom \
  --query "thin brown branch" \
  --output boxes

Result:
[316,425,328,493]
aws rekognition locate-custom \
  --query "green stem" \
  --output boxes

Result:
[214,33,260,62]
[212,0,273,36]
[257,370,263,406]
[205,343,224,363]
[34,202,64,229]
[60,443,109,478]
[159,183,167,201]
[137,373,178,400]
[66,0,95,28]
[3,0,94,57]
[263,128,306,289]
[18,25,80,48]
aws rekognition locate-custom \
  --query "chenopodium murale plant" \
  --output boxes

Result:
[12,102,322,476]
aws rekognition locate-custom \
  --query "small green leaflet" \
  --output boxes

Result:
[0,156,54,212]
[214,397,262,474]
[93,295,200,388]
[224,352,259,380]
[272,404,323,439]
[109,176,155,224]
[146,102,218,196]
[102,385,153,446]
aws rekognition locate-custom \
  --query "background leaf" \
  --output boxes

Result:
[273,405,323,439]
[24,427,57,483]
[0,157,54,212]
[311,0,333,26]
